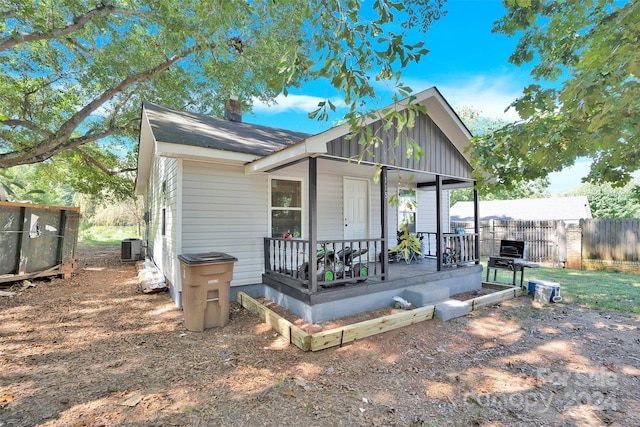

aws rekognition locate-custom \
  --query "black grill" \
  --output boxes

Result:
[498,239,528,259]
[487,239,531,287]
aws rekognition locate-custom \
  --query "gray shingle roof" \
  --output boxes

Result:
[144,102,310,157]
[450,196,592,222]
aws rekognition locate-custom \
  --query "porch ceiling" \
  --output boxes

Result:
[273,157,474,190]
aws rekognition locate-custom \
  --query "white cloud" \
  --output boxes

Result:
[252,94,347,114]
[403,74,524,122]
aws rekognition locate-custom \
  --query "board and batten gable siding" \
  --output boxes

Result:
[181,160,272,287]
[326,111,472,179]
[146,156,180,289]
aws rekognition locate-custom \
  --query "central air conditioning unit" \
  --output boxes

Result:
[121,238,142,261]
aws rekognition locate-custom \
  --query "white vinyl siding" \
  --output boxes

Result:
[316,171,344,240]
[146,156,179,288]
[182,161,271,287]
[369,184,382,239]
[386,177,401,241]
[154,156,452,293]
[416,188,450,256]
[416,188,450,233]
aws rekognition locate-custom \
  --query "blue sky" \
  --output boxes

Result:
[244,0,588,194]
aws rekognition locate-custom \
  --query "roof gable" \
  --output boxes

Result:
[246,86,474,177]
[325,109,472,179]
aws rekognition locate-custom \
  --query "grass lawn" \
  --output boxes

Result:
[79,225,141,246]
[486,260,640,316]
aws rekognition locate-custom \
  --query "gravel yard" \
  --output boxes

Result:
[1,245,638,426]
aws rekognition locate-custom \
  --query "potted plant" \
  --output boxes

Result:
[392,221,422,263]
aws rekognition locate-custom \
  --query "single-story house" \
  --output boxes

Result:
[450,196,593,224]
[135,87,482,322]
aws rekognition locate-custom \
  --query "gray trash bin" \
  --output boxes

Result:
[178,252,237,331]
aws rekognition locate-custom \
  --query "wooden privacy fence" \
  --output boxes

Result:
[451,220,563,264]
[581,218,640,272]
[451,218,640,273]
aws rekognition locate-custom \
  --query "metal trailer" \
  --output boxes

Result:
[0,201,80,284]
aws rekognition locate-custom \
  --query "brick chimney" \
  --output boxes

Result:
[223,95,242,122]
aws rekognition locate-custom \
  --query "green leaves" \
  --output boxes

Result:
[474,0,640,191]
[0,0,446,199]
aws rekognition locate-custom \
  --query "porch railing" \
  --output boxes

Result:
[442,232,479,266]
[264,237,386,291]
[416,231,438,257]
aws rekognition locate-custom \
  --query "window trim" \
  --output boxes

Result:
[268,176,306,238]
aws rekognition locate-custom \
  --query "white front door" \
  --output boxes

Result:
[343,178,369,239]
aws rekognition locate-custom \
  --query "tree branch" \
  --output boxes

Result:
[50,116,140,162]
[75,147,137,176]
[75,148,113,175]
[65,37,94,54]
[0,45,204,168]
[0,5,151,52]
[75,147,135,176]
[0,119,53,137]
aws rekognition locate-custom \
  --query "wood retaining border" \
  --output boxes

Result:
[238,286,523,352]
[471,285,524,311]
[238,292,435,352]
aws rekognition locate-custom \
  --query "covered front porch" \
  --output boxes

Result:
[252,156,483,322]
[245,88,482,322]
[259,199,482,322]
[260,252,483,323]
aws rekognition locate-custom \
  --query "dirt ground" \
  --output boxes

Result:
[1,246,639,427]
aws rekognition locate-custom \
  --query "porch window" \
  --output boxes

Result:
[398,189,416,233]
[270,178,302,238]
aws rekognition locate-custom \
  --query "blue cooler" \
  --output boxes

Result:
[528,279,562,303]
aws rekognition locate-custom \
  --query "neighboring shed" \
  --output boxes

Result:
[450,196,593,224]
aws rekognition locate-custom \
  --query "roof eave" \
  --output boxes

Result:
[244,138,327,174]
[134,106,154,196]
[156,140,258,164]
